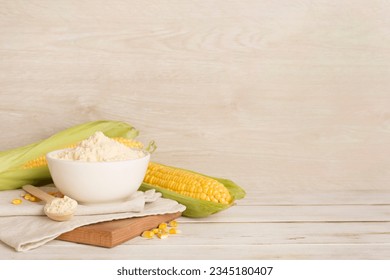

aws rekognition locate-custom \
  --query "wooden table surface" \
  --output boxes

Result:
[1,0,390,259]
[1,188,390,259]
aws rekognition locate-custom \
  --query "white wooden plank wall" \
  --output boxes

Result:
[0,0,390,259]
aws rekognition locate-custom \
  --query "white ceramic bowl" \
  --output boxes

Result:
[46,149,150,204]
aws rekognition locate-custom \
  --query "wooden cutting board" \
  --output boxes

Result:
[56,212,181,248]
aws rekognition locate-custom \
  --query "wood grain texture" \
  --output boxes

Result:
[3,240,390,260]
[1,0,390,192]
[2,221,390,259]
[57,212,181,247]
[1,0,390,259]
[180,205,390,223]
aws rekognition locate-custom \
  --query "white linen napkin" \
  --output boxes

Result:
[0,185,185,252]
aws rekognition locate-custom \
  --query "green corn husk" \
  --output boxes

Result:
[139,168,245,218]
[0,120,138,191]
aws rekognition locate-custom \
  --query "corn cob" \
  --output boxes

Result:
[140,163,246,218]
[0,121,138,190]
[144,162,232,205]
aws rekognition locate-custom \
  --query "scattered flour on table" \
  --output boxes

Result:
[54,131,145,162]
[44,196,78,215]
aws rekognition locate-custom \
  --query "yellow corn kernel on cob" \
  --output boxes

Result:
[22,137,144,169]
[144,162,232,205]
[140,162,246,217]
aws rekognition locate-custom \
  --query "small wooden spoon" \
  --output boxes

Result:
[22,185,77,222]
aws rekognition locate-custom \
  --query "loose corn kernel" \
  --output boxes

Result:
[141,231,155,239]
[28,196,39,202]
[158,228,168,235]
[23,193,40,202]
[158,223,167,230]
[49,191,63,198]
[152,228,159,234]
[169,220,178,227]
[169,228,181,235]
[12,199,22,205]
[157,232,169,239]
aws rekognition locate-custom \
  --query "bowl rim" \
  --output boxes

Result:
[46,148,150,165]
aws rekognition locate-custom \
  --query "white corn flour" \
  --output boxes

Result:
[55,131,145,162]
[44,196,78,215]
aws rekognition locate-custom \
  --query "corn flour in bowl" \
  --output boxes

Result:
[46,131,150,204]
